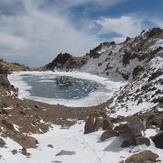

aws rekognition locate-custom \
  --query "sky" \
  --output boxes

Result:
[0,0,163,68]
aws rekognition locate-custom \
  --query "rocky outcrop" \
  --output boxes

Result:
[41,52,87,71]
[0,74,18,96]
[1,119,39,149]
[0,59,30,75]
[84,111,113,134]
[0,75,12,90]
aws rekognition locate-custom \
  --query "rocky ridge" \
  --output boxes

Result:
[0,59,30,75]
[42,28,163,80]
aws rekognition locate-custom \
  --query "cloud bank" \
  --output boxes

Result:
[0,0,162,67]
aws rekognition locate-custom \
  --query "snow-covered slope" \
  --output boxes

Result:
[80,28,163,80]
[1,121,163,163]
[108,56,163,117]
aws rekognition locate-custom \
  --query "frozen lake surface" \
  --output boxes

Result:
[8,71,125,106]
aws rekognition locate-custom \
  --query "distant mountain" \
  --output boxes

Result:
[41,28,163,115]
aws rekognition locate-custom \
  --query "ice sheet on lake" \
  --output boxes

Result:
[8,71,126,107]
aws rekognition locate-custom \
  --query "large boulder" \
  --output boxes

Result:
[151,132,163,149]
[117,118,146,145]
[84,111,113,134]
[125,150,159,163]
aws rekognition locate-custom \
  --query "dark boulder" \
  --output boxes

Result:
[117,118,146,145]
[151,132,163,149]
[160,119,163,130]
[120,140,130,148]
[135,136,151,146]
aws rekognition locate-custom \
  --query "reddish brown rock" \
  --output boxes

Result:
[125,150,159,163]
[0,138,6,147]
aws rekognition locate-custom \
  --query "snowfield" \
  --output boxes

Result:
[1,121,163,163]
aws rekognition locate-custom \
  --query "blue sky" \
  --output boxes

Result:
[0,0,162,67]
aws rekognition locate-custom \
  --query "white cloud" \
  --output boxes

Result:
[0,0,101,67]
[95,16,143,38]
[148,18,163,29]
[0,0,162,67]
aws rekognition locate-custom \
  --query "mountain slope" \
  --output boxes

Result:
[42,28,163,81]
[42,28,163,116]
[80,28,163,80]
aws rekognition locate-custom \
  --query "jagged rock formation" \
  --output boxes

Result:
[40,52,87,71]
